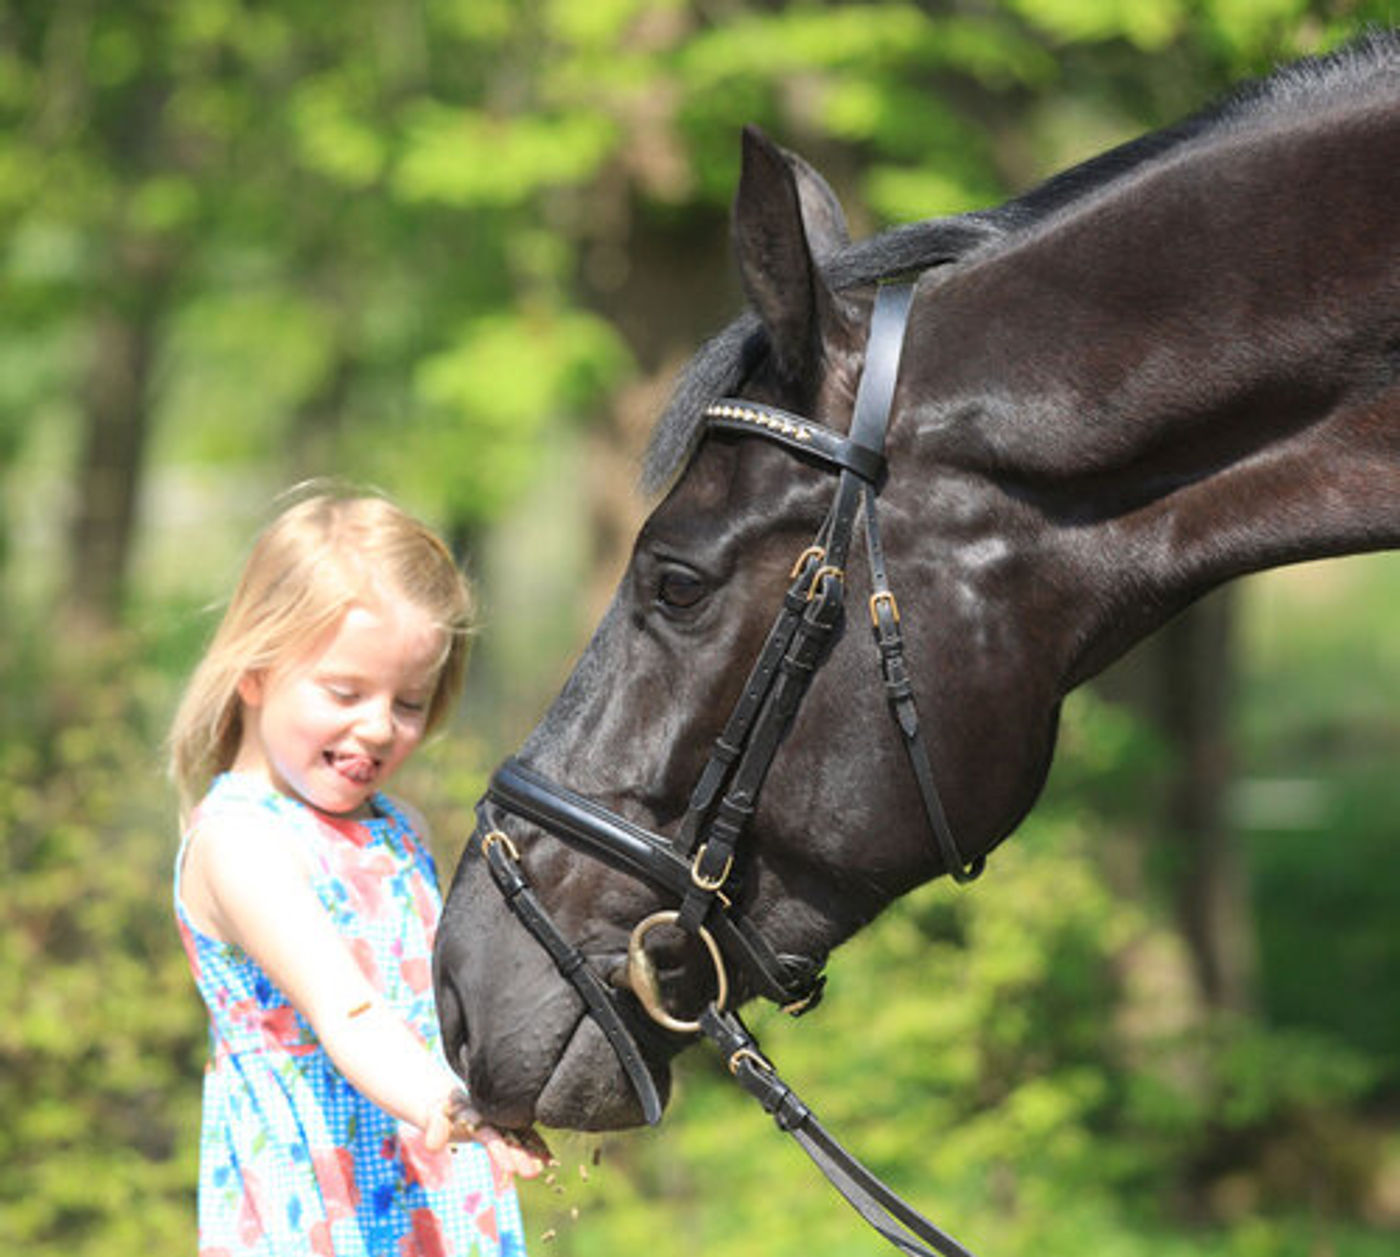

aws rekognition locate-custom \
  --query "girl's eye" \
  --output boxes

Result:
[395,698,428,716]
[656,567,708,611]
[325,685,358,703]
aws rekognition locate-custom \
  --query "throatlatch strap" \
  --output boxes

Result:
[863,487,985,884]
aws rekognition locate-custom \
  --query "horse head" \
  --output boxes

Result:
[433,127,1060,1131]
[436,36,1400,1134]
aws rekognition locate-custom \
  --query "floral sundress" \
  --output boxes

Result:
[174,773,526,1257]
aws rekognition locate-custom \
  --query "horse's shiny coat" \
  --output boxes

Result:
[435,34,1400,1132]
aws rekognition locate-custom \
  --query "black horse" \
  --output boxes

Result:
[435,32,1400,1146]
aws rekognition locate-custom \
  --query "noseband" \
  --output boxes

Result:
[472,280,983,1257]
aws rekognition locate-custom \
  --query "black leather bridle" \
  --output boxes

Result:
[472,280,985,1257]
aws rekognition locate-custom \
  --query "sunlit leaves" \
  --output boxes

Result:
[865,163,993,219]
[0,652,204,1254]
[376,307,633,525]
[415,308,630,425]
[544,0,660,48]
[158,289,340,463]
[394,106,618,207]
[677,4,934,86]
[1005,0,1188,50]
[128,175,201,235]
[289,75,389,189]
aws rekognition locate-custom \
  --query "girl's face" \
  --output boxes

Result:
[234,599,446,817]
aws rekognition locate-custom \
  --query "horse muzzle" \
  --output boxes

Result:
[434,810,679,1130]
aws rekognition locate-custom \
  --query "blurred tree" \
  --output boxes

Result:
[1,3,1395,1252]
[0,0,638,631]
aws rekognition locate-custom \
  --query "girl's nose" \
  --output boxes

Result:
[356,697,396,747]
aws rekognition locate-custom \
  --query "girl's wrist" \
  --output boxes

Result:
[418,1078,467,1132]
[443,1087,480,1142]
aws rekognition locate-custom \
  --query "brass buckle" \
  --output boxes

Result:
[789,545,825,579]
[727,1045,773,1077]
[782,988,822,1017]
[806,564,845,600]
[690,842,734,893]
[625,911,730,1034]
[480,829,520,861]
[868,590,900,626]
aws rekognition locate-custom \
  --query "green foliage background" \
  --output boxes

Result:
[1,2,1397,1255]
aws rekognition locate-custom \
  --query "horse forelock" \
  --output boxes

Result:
[638,27,1399,499]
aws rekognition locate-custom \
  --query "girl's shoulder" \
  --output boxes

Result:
[178,776,317,943]
[193,772,298,826]
[181,775,304,871]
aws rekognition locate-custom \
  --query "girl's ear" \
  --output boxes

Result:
[237,671,264,708]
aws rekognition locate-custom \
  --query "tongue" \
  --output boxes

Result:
[332,753,377,784]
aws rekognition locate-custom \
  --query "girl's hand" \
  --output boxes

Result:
[443,1088,552,1181]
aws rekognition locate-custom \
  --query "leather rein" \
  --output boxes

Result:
[473,281,985,1257]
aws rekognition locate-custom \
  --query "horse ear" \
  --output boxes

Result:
[732,126,849,385]
[786,148,850,265]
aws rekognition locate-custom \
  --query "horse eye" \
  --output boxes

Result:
[656,567,707,611]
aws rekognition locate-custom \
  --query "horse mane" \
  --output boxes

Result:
[641,26,1400,495]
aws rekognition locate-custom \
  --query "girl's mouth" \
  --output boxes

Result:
[327,750,379,784]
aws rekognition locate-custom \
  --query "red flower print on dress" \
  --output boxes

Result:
[312,1146,360,1222]
[399,955,431,993]
[235,1170,265,1247]
[260,1004,314,1054]
[475,1204,498,1246]
[224,999,312,1053]
[349,935,383,988]
[227,998,259,1032]
[309,1220,335,1257]
[400,1207,448,1257]
[399,1125,453,1190]
[334,848,396,919]
[411,876,438,935]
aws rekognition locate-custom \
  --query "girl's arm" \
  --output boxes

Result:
[181,814,543,1177]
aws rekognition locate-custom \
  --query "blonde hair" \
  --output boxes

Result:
[169,487,474,816]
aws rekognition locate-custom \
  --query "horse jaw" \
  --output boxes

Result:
[434,831,676,1133]
[534,1016,673,1131]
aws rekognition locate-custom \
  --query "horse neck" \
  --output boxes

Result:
[906,98,1400,692]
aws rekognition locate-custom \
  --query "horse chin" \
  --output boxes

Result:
[534,1014,673,1132]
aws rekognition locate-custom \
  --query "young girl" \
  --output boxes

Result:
[169,489,544,1256]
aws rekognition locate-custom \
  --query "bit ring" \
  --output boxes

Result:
[624,911,729,1034]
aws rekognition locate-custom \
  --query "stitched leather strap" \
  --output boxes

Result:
[473,277,986,1257]
[487,761,822,1009]
[863,486,985,883]
[479,831,664,1125]
[700,1006,978,1257]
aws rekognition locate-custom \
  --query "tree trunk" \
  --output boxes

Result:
[1155,588,1258,1014]
[62,239,171,639]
